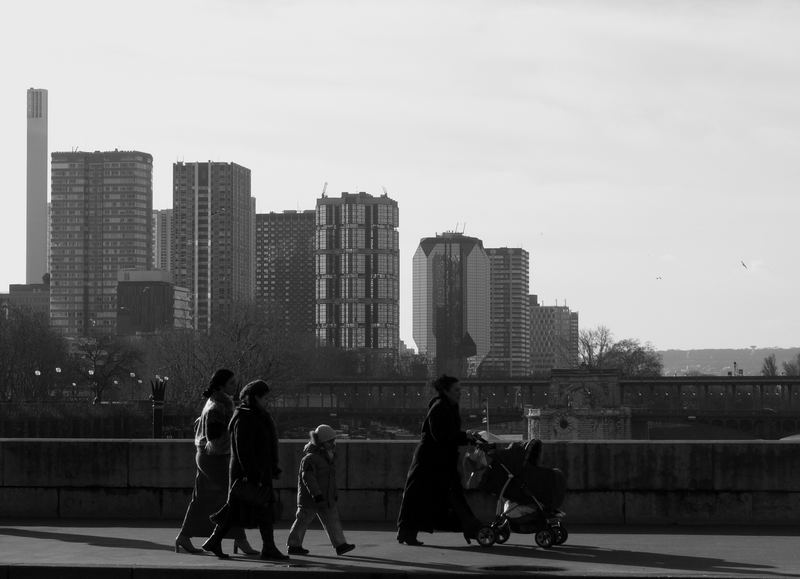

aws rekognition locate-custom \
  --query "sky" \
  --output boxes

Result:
[1,0,799,351]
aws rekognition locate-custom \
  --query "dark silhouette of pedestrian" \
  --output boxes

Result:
[203,380,289,561]
[286,424,355,556]
[397,374,482,546]
[174,368,257,555]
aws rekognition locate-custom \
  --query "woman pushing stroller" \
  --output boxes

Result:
[396,374,484,546]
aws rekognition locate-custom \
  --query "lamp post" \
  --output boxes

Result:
[55,367,62,399]
[150,376,169,438]
[129,372,137,401]
[88,369,97,404]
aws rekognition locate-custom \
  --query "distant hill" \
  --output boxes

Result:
[658,348,800,377]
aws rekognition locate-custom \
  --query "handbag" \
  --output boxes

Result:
[462,446,489,489]
[229,478,272,507]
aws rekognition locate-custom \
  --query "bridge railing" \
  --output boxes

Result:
[270,377,800,416]
[618,378,800,413]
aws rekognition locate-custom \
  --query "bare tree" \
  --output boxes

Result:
[604,339,663,377]
[578,325,614,370]
[578,325,662,377]
[74,333,143,403]
[762,354,780,377]
[143,301,312,406]
[0,307,69,401]
[782,353,800,377]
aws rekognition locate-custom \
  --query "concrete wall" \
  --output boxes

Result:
[1,439,798,524]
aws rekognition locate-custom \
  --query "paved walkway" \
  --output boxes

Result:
[0,522,798,578]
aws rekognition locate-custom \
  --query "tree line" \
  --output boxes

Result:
[0,302,431,404]
[761,353,800,377]
[1,302,669,404]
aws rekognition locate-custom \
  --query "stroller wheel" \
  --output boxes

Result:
[476,526,496,548]
[534,529,554,549]
[553,525,568,545]
[495,527,511,544]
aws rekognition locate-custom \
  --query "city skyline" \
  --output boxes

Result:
[2,0,800,350]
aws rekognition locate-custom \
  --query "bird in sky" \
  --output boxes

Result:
[741,261,748,269]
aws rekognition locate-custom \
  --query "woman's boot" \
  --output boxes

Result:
[397,527,424,546]
[259,524,290,561]
[201,525,231,559]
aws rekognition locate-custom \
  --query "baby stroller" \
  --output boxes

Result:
[465,432,567,549]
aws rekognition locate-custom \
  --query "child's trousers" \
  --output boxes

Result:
[287,505,347,548]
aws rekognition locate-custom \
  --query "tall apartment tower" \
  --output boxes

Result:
[50,150,153,336]
[481,248,531,377]
[255,210,316,336]
[153,209,173,272]
[172,162,254,332]
[46,202,52,276]
[413,232,490,377]
[27,88,48,284]
[315,192,400,354]
[529,295,579,375]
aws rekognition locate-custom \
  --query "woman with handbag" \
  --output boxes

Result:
[175,368,257,555]
[203,379,289,561]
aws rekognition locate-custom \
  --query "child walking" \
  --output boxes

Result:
[287,424,355,556]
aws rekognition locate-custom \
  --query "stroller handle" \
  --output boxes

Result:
[471,433,495,450]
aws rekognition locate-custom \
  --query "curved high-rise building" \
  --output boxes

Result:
[413,232,490,377]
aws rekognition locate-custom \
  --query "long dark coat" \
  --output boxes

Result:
[211,405,281,529]
[397,395,471,533]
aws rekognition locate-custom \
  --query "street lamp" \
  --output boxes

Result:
[151,375,169,438]
[88,369,97,404]
[129,372,137,401]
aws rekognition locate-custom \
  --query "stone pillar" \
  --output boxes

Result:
[525,406,541,440]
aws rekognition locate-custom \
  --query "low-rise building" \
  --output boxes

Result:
[529,295,579,375]
[116,270,191,335]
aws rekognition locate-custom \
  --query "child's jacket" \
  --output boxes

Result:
[297,441,338,508]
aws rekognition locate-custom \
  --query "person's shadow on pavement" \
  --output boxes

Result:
[426,541,791,577]
[0,528,173,552]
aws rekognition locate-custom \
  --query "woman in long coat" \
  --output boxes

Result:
[174,369,256,555]
[202,380,289,561]
[396,374,482,546]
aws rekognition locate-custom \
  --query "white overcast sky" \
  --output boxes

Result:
[1,0,799,350]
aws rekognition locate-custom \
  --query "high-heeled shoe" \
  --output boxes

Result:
[397,532,424,546]
[201,538,230,560]
[174,535,202,554]
[233,538,259,555]
[463,525,482,545]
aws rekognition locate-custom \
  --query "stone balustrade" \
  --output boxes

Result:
[0,439,798,524]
